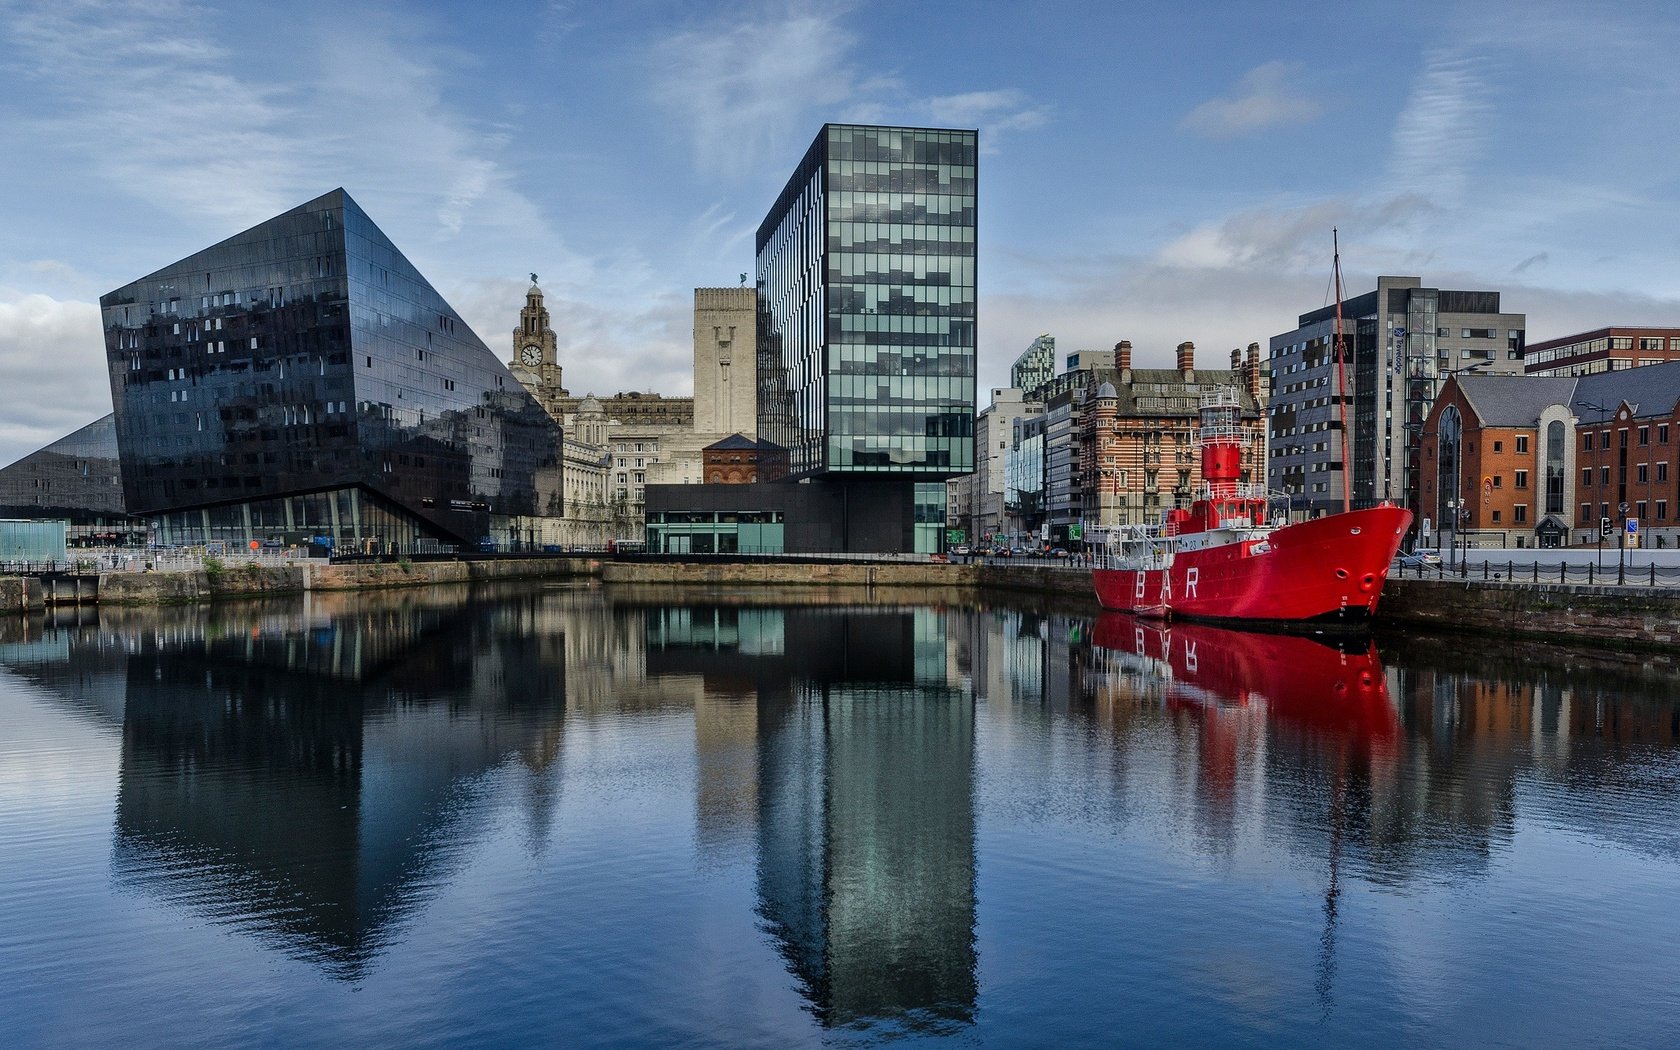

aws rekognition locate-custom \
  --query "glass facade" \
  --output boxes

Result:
[756,125,976,480]
[100,189,562,550]
[0,414,139,543]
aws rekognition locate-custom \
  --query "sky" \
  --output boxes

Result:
[1,0,1678,467]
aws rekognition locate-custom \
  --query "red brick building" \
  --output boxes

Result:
[1523,326,1680,377]
[1077,341,1266,529]
[1421,365,1680,549]
[701,434,764,484]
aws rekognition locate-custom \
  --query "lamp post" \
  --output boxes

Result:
[1618,500,1629,585]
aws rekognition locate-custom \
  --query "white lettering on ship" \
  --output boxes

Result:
[1185,567,1199,598]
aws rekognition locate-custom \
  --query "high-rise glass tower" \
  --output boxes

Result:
[756,125,977,485]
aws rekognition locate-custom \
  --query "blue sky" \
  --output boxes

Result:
[1,0,1678,466]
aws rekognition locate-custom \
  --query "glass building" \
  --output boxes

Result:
[0,414,141,545]
[100,189,563,552]
[756,125,976,483]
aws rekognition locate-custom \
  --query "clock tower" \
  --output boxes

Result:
[510,276,567,400]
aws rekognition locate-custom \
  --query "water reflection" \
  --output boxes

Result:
[3,589,1679,1045]
[2,591,569,979]
[640,605,978,1034]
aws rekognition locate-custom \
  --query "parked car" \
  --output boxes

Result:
[952,545,971,556]
[1050,547,1069,558]
[1396,550,1442,568]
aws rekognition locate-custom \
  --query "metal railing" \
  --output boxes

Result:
[1393,557,1680,588]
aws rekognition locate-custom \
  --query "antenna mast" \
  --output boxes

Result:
[1332,229,1352,514]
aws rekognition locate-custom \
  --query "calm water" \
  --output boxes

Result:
[2,583,1677,1048]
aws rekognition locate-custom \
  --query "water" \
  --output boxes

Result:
[1,583,1677,1047]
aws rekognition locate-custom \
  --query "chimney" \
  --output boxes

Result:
[1116,340,1133,384]
[1231,347,1241,371]
[1177,340,1195,377]
[1246,342,1264,404]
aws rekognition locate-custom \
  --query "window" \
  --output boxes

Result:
[1514,505,1528,523]
[1660,463,1670,483]
[1493,475,1503,488]
[1494,440,1504,453]
[1492,509,1502,523]
[1583,466,1593,487]
[1581,503,1592,524]
[1662,425,1670,444]
[1638,464,1649,483]
[1516,435,1529,454]
[1637,500,1648,520]
[1583,433,1594,452]
[1639,426,1650,446]
[1602,430,1611,449]
[1515,469,1529,489]
[1659,500,1669,520]
[1602,466,1611,484]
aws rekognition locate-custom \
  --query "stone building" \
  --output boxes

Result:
[506,280,696,545]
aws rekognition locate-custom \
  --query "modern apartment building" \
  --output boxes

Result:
[753,123,976,552]
[1522,326,1680,377]
[1268,276,1525,519]
[1010,335,1055,395]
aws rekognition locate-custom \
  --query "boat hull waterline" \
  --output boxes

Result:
[1091,505,1413,623]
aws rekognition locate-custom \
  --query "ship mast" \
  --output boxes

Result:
[1332,229,1352,514]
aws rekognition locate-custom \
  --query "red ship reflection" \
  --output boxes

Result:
[1090,613,1399,748]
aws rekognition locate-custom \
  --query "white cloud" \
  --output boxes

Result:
[1,0,549,248]
[648,5,1048,173]
[922,89,1050,148]
[647,4,864,178]
[1182,61,1322,138]
[1385,47,1494,204]
[0,291,109,467]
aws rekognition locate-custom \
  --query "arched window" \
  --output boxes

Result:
[1545,420,1565,515]
[1437,406,1462,530]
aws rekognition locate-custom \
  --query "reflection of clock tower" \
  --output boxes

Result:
[510,277,567,405]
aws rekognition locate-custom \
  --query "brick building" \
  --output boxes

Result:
[1523,326,1680,377]
[1420,364,1680,549]
[1075,341,1266,531]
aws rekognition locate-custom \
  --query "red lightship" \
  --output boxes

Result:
[1090,390,1412,625]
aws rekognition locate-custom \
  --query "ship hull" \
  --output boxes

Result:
[1091,506,1413,623]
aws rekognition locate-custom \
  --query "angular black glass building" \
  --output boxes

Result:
[101,189,562,551]
[0,413,140,544]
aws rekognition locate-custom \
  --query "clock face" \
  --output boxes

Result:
[520,344,542,367]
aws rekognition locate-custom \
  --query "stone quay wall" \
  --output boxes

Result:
[5,557,595,609]
[11,555,1680,651]
[1380,577,1680,651]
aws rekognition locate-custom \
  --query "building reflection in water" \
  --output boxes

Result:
[1,589,570,979]
[642,604,978,1034]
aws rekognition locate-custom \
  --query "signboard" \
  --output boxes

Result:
[945,528,966,545]
[1627,517,1639,534]
[1069,524,1083,540]
[1422,517,1433,536]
